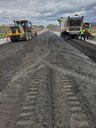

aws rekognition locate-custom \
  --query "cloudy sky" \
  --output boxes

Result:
[0,0,96,25]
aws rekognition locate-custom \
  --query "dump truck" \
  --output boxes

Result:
[8,20,37,42]
[60,15,84,39]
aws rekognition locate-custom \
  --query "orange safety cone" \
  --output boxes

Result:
[6,35,9,43]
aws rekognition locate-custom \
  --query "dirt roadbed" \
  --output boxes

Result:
[0,32,96,128]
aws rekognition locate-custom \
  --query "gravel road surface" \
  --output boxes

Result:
[0,31,96,128]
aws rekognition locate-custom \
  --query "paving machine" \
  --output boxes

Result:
[8,20,37,42]
[60,15,84,39]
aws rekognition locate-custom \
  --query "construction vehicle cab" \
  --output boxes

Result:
[8,20,37,42]
[15,20,31,32]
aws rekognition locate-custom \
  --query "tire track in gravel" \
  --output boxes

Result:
[14,66,54,128]
[0,63,44,128]
[16,77,40,128]
[61,74,94,128]
[53,70,94,128]
[10,48,51,83]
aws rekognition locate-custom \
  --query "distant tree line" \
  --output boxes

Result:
[0,25,10,34]
[0,24,45,34]
[47,24,60,31]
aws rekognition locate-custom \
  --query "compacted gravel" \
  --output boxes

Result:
[0,31,96,128]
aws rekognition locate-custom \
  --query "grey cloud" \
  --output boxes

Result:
[0,0,95,25]
[84,2,96,11]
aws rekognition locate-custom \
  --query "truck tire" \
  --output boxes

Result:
[68,35,71,40]
[34,32,37,37]
[64,34,69,40]
[29,33,32,40]
[61,32,63,37]
[24,33,29,41]
[10,38,15,42]
[75,35,79,39]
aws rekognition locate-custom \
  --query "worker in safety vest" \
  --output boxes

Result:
[80,28,85,40]
[58,17,64,24]
[85,28,91,39]
[58,17,64,32]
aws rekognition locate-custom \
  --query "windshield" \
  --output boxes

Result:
[10,26,18,29]
[16,22,28,26]
[69,19,82,26]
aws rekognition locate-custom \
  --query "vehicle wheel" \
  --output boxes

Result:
[10,38,15,42]
[24,33,29,41]
[29,33,32,40]
[61,32,63,37]
[68,35,71,40]
[34,32,37,37]
[64,34,69,40]
[75,35,79,39]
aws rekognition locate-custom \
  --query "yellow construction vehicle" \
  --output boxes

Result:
[8,20,37,42]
